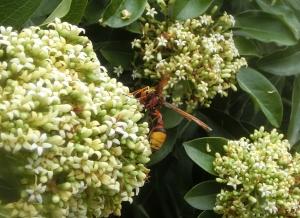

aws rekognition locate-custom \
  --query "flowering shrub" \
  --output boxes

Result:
[132,11,247,110]
[213,128,300,217]
[0,19,151,217]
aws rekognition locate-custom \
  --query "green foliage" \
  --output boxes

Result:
[98,41,133,69]
[235,11,297,46]
[183,137,227,175]
[237,67,283,127]
[184,180,223,210]
[257,48,300,76]
[0,0,42,28]
[42,0,72,25]
[170,0,213,20]
[288,76,300,146]
[101,0,147,28]
[63,0,88,24]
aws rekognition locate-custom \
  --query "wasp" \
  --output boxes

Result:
[132,76,212,150]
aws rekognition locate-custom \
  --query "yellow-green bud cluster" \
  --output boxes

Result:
[132,13,247,110]
[0,19,151,217]
[213,127,300,217]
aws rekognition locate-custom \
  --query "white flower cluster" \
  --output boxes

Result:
[0,19,151,217]
[213,127,300,217]
[132,13,247,111]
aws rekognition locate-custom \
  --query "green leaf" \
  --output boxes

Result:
[161,106,184,129]
[63,0,88,24]
[148,129,177,166]
[257,48,300,76]
[125,21,142,34]
[198,210,221,218]
[0,0,42,28]
[234,36,261,57]
[288,76,300,146]
[256,0,300,39]
[102,0,147,28]
[171,0,213,20]
[184,180,223,210]
[237,68,283,127]
[84,0,109,24]
[42,0,72,25]
[98,41,133,69]
[29,0,61,25]
[183,137,227,175]
[286,0,300,11]
[235,11,297,46]
[0,151,22,203]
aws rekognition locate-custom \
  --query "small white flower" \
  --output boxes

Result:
[199,15,212,25]
[146,7,157,18]
[227,175,241,190]
[253,162,265,169]
[259,184,274,197]
[113,65,124,77]
[175,39,186,47]
[30,142,52,155]
[264,201,278,214]
[26,184,46,203]
[157,36,168,47]
[131,39,141,48]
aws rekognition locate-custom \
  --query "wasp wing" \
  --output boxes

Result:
[163,102,212,132]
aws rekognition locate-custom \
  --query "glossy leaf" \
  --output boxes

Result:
[198,210,221,218]
[42,0,72,25]
[183,137,227,175]
[235,11,297,46]
[286,0,300,11]
[161,106,184,129]
[237,68,283,127]
[257,49,300,76]
[29,0,60,25]
[288,76,300,146]
[99,41,133,69]
[125,21,142,34]
[256,0,300,39]
[63,0,88,24]
[102,0,147,28]
[234,36,261,57]
[184,180,223,210]
[84,0,109,24]
[0,0,42,28]
[171,0,213,20]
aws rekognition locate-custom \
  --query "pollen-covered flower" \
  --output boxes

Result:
[213,127,300,217]
[132,13,247,111]
[0,19,151,218]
